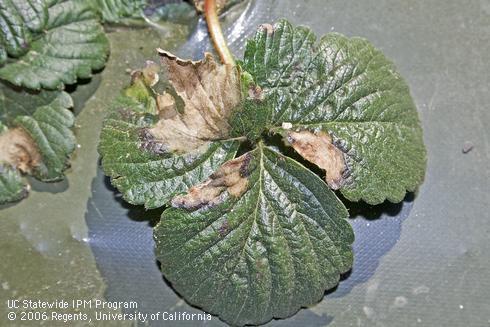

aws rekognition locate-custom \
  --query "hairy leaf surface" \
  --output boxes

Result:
[241,20,426,204]
[155,146,353,325]
[0,0,48,59]
[0,0,109,90]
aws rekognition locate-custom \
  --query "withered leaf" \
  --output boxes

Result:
[0,127,42,174]
[148,50,242,153]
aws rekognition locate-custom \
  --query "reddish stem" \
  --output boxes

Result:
[204,0,235,65]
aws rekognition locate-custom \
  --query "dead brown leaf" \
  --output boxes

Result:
[142,50,241,154]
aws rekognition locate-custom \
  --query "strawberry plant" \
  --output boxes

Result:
[98,0,426,324]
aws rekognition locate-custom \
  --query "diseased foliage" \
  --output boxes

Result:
[0,0,109,204]
[155,146,354,326]
[148,50,241,153]
[285,130,347,190]
[99,19,426,325]
[0,90,75,203]
[241,21,426,204]
[98,56,240,209]
[0,0,137,205]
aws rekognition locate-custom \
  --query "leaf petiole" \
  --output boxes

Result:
[204,0,235,65]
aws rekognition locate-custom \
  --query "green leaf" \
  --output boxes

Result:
[14,91,75,181]
[87,0,145,23]
[230,97,273,143]
[0,0,110,90]
[154,145,353,326]
[0,163,28,204]
[145,2,196,25]
[0,81,61,125]
[0,88,75,204]
[0,2,30,58]
[6,0,48,33]
[0,0,45,58]
[0,47,6,65]
[241,20,426,204]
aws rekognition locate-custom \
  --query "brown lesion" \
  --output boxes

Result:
[0,128,41,173]
[259,23,274,35]
[138,128,168,155]
[286,130,347,190]
[248,84,264,101]
[140,50,241,154]
[171,152,252,210]
[130,61,160,87]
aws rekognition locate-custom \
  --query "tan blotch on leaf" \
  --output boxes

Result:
[171,152,252,209]
[287,130,347,189]
[129,61,160,86]
[259,23,274,35]
[156,93,178,119]
[147,50,241,153]
[0,128,41,173]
